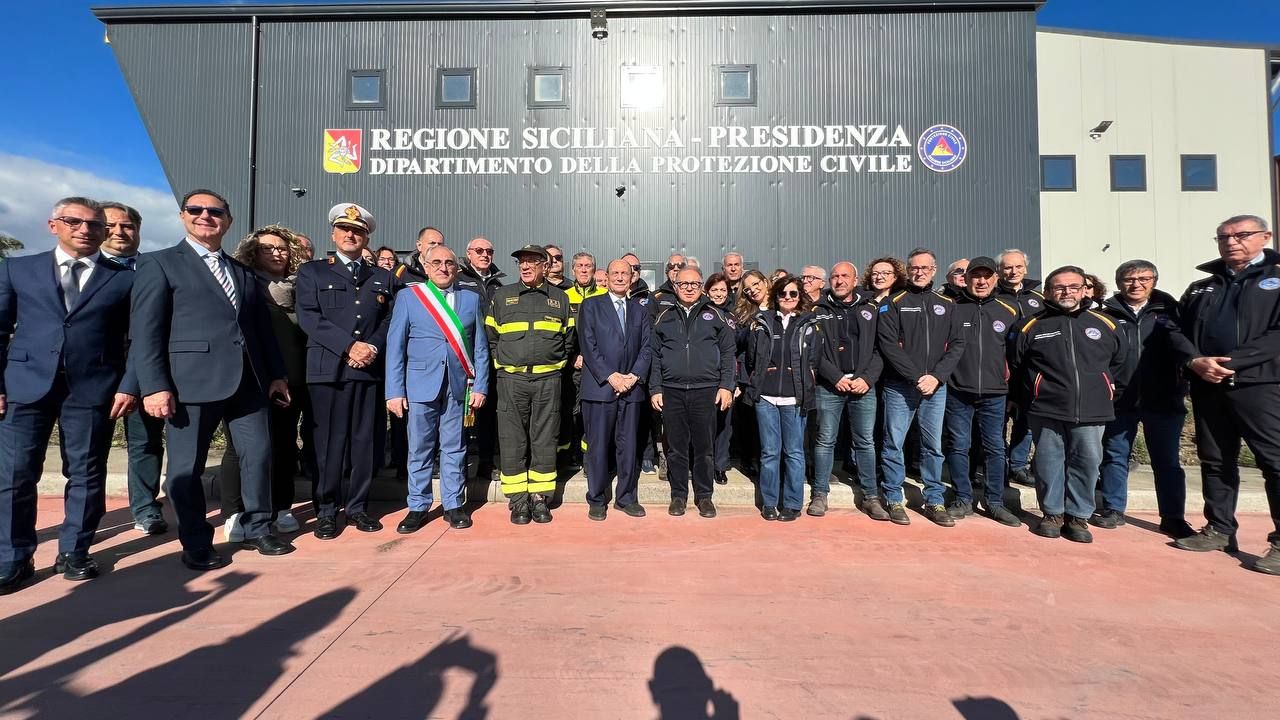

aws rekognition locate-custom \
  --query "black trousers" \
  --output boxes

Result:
[310,380,379,517]
[557,366,585,457]
[121,408,166,522]
[582,399,641,506]
[0,374,112,562]
[714,401,733,474]
[1190,379,1280,541]
[663,387,718,501]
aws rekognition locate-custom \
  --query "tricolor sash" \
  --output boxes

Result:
[408,282,475,379]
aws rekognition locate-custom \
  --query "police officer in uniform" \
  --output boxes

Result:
[561,252,606,469]
[295,203,401,539]
[485,245,572,524]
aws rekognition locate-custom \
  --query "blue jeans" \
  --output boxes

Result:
[1008,414,1033,470]
[813,385,878,498]
[1029,416,1105,518]
[944,390,1008,506]
[756,401,807,511]
[1098,408,1186,517]
[881,380,947,506]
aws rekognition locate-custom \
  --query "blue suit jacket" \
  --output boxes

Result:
[579,293,651,403]
[130,239,285,404]
[385,283,491,403]
[0,251,138,406]
[295,257,399,384]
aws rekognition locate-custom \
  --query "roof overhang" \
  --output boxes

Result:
[92,0,1046,22]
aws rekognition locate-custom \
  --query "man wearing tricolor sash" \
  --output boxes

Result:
[386,245,490,532]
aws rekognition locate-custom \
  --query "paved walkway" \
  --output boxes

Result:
[0,495,1275,718]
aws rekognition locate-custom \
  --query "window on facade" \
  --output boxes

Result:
[1040,155,1077,191]
[528,67,568,109]
[715,64,757,106]
[437,68,477,109]
[1181,154,1218,191]
[347,70,386,110]
[1110,155,1147,192]
[621,66,663,109]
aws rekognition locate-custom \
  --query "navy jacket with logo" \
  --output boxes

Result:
[949,292,1020,396]
[1011,299,1127,424]
[875,283,966,384]
[649,296,736,393]
[744,309,823,412]
[813,290,882,390]
[1099,289,1187,413]
[996,279,1046,323]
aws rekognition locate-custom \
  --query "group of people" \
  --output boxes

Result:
[1,190,1277,598]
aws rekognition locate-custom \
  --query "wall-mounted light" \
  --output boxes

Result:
[1088,120,1113,141]
[291,187,307,198]
[590,9,608,41]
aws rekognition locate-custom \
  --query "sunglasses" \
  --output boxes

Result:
[54,216,106,232]
[778,290,801,299]
[470,247,494,256]
[629,264,641,272]
[667,262,686,271]
[949,269,967,276]
[548,254,563,261]
[183,205,228,219]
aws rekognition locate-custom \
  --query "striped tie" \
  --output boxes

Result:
[204,252,237,308]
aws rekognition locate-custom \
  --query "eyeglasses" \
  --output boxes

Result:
[516,258,545,267]
[257,245,289,255]
[182,205,227,219]
[1121,276,1155,285]
[907,265,935,273]
[869,270,895,278]
[949,269,967,276]
[54,216,106,232]
[105,222,137,232]
[778,290,801,299]
[1049,285,1084,293]
[667,262,686,271]
[629,263,641,272]
[548,254,563,261]
[470,247,494,256]
[800,275,821,283]
[1214,230,1268,243]
[428,259,458,268]
[674,280,701,289]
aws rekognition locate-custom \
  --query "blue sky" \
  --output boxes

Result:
[2,0,1277,248]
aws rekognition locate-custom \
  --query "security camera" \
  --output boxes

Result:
[290,187,307,197]
[591,9,608,40]
[615,186,626,197]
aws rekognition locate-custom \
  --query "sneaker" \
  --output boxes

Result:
[223,512,245,543]
[986,504,1022,528]
[1174,525,1238,553]
[1008,467,1034,487]
[1251,545,1280,576]
[273,511,300,533]
[1089,509,1125,529]
[887,502,911,526]
[862,497,890,521]
[1062,516,1093,543]
[926,504,955,527]
[947,500,973,519]
[806,492,828,517]
[1033,513,1063,539]
[133,517,168,535]
[641,460,658,475]
[1158,518,1195,540]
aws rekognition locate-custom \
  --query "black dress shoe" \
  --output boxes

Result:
[180,548,228,572]
[54,552,99,581]
[761,506,779,521]
[242,534,296,556]
[532,498,553,524]
[778,508,800,522]
[668,497,687,516]
[446,508,473,529]
[588,505,607,521]
[0,558,35,594]
[350,512,383,533]
[314,516,340,540]
[696,498,717,518]
[397,510,429,534]
[715,471,729,485]
[615,502,647,518]
[511,501,532,525]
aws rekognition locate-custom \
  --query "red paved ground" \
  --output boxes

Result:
[0,496,1275,719]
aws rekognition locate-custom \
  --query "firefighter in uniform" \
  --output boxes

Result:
[485,245,573,524]
[560,252,606,469]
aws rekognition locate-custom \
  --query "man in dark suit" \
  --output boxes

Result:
[578,259,653,520]
[295,203,400,539]
[0,197,138,594]
[100,201,168,536]
[131,189,294,571]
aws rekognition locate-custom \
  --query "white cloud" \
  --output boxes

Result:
[0,153,185,255]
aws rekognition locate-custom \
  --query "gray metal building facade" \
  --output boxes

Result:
[96,1,1043,274]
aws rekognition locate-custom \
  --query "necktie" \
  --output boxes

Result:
[61,259,84,313]
[615,297,626,331]
[204,252,237,308]
[349,260,361,281]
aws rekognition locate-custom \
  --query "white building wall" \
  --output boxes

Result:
[1037,31,1274,296]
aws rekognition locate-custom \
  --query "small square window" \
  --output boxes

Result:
[1110,155,1147,192]
[528,67,568,109]
[1181,155,1218,191]
[347,69,385,110]
[1040,155,1076,191]
[715,64,757,106]
[437,68,476,109]
[621,66,663,109]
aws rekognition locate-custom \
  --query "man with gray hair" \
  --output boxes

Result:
[1094,260,1190,537]
[996,247,1045,487]
[560,251,606,468]
[722,252,745,304]
[801,265,827,303]
[1168,214,1280,574]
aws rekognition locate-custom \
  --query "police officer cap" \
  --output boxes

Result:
[967,256,998,274]
[511,244,549,261]
[328,203,376,233]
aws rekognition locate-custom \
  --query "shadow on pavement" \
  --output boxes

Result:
[649,646,739,720]
[321,631,498,719]
[953,696,1023,719]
